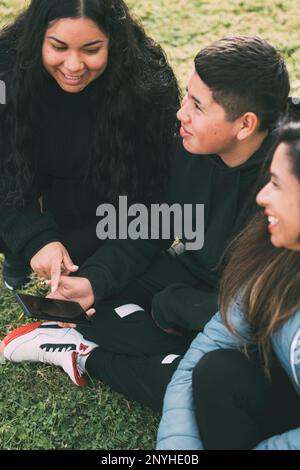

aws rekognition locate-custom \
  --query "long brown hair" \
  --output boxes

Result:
[219,122,300,374]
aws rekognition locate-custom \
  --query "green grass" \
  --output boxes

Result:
[0,261,159,451]
[1,0,300,450]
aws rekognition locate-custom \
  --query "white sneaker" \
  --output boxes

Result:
[2,322,98,387]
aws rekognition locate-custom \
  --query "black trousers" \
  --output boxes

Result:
[1,228,219,412]
[76,253,204,412]
[192,349,300,450]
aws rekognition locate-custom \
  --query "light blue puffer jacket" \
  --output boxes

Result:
[156,301,300,450]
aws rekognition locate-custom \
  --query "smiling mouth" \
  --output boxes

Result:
[267,215,279,231]
[268,215,278,226]
[59,70,87,83]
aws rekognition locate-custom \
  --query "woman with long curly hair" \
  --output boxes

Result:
[157,121,300,450]
[0,0,180,291]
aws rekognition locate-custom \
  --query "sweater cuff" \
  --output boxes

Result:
[78,264,111,304]
[24,231,61,262]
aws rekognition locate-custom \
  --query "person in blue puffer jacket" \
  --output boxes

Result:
[157,121,300,450]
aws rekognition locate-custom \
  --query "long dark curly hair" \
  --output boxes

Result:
[0,0,180,208]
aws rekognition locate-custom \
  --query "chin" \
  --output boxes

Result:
[59,82,87,93]
[270,235,283,248]
[182,138,199,154]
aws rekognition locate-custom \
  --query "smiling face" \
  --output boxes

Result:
[42,17,109,93]
[176,70,240,156]
[256,143,300,251]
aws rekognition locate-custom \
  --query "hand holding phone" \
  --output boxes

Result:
[16,294,91,325]
[46,275,95,312]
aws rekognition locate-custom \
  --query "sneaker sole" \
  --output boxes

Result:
[4,281,14,291]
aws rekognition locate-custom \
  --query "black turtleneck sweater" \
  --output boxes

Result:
[0,23,184,263]
[0,62,105,260]
[32,72,103,229]
[0,47,178,261]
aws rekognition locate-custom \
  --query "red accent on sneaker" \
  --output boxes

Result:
[79,342,96,357]
[71,352,87,387]
[3,322,44,348]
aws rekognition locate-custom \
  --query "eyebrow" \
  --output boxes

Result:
[185,86,205,109]
[47,36,104,47]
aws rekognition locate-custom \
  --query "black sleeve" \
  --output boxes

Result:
[79,232,172,303]
[0,124,61,260]
[0,125,61,260]
[0,49,61,261]
[0,200,62,261]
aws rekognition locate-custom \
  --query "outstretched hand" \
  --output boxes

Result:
[30,242,79,292]
[46,275,96,328]
[46,275,95,311]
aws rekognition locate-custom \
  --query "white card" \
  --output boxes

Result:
[161,354,180,364]
[114,304,145,318]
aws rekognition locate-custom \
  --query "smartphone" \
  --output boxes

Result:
[16,293,91,325]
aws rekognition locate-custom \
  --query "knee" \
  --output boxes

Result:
[192,349,248,397]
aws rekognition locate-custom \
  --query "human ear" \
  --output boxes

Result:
[236,112,259,141]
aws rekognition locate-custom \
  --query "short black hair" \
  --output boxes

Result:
[195,36,290,131]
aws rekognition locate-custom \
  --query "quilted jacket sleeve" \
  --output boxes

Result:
[255,312,300,450]
[254,428,300,450]
[156,303,255,450]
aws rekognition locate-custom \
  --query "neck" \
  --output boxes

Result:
[219,130,269,168]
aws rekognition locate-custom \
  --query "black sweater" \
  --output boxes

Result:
[0,47,178,261]
[79,135,274,302]
[0,56,105,260]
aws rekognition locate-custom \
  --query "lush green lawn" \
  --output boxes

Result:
[1,0,300,450]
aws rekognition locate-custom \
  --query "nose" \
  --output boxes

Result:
[64,52,84,73]
[177,95,190,123]
[256,181,271,207]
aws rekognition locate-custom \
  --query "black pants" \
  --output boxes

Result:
[2,230,219,412]
[76,253,203,412]
[192,349,300,450]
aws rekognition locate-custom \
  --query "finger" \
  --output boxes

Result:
[58,322,77,328]
[47,275,70,288]
[48,276,76,299]
[46,279,63,294]
[50,264,62,293]
[86,308,96,318]
[46,290,67,300]
[34,268,48,280]
[62,253,79,273]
